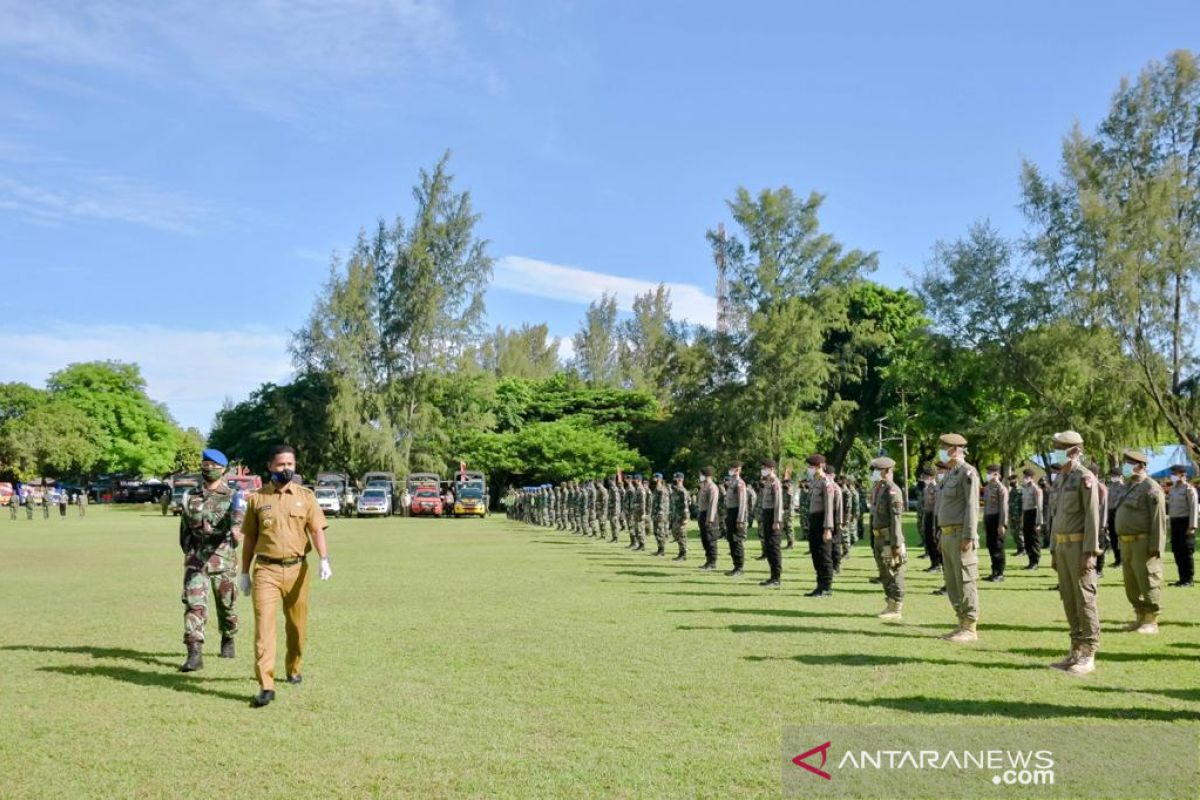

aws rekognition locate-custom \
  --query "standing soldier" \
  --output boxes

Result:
[796,473,810,546]
[758,459,784,587]
[178,449,244,673]
[1006,473,1024,558]
[627,475,645,550]
[920,467,940,572]
[1046,431,1101,675]
[41,490,50,519]
[640,475,654,552]
[781,470,795,551]
[934,433,981,642]
[716,477,728,540]
[1114,450,1166,634]
[745,479,758,540]
[58,489,68,518]
[651,473,670,556]
[238,444,332,708]
[869,457,906,619]
[804,455,836,597]
[1166,464,1196,587]
[25,490,33,519]
[597,478,610,538]
[161,486,171,516]
[1020,468,1044,569]
[669,472,690,561]
[844,476,860,549]
[1103,468,1125,568]
[982,465,1009,582]
[722,462,748,578]
[546,484,556,529]
[697,467,720,570]
[604,476,619,543]
[624,476,638,548]
[825,467,846,575]
[77,489,87,517]
[9,492,17,520]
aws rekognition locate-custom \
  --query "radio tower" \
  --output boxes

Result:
[714,223,732,335]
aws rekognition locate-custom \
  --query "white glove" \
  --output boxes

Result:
[237,573,251,595]
[319,557,333,581]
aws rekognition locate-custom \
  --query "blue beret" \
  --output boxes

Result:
[673,472,684,479]
[633,473,643,479]
[652,472,663,479]
[200,448,228,467]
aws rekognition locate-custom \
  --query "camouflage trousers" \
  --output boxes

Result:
[671,520,687,553]
[653,514,669,548]
[586,510,598,536]
[182,541,238,645]
[631,512,646,545]
[782,512,794,546]
[606,514,619,540]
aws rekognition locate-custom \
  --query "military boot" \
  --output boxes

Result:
[672,550,686,562]
[879,601,902,620]
[1066,649,1095,676]
[1122,615,1144,632]
[1136,615,1159,635]
[1049,646,1080,670]
[945,618,977,643]
[219,636,235,658]
[940,617,965,639]
[653,544,665,557]
[179,642,203,672]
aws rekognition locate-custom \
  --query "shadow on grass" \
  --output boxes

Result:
[837,695,1200,722]
[745,652,1036,670]
[39,664,251,703]
[1008,647,1196,663]
[666,607,872,620]
[1083,685,1200,703]
[613,570,674,577]
[530,540,577,545]
[1169,642,1200,649]
[638,590,760,597]
[677,623,920,639]
[1,644,177,668]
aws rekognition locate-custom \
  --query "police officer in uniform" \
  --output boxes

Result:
[1114,450,1166,634]
[982,465,1009,582]
[1166,464,1196,587]
[238,444,332,708]
[722,462,748,578]
[696,467,720,570]
[869,457,906,619]
[1046,431,1101,675]
[758,459,784,588]
[934,433,980,642]
[804,454,836,597]
[1020,468,1044,569]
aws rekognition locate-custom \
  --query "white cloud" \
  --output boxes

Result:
[493,255,718,327]
[555,336,575,364]
[0,0,470,118]
[0,323,293,432]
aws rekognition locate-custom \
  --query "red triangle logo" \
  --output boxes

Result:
[792,741,832,780]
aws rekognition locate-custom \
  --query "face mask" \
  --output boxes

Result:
[1122,464,1135,479]
[270,469,295,484]
[988,473,998,482]
[1172,474,1183,484]
[1049,451,1068,466]
[201,467,225,482]
[871,470,881,483]
[938,448,950,462]
[936,473,945,483]
[761,468,770,478]
[806,467,816,479]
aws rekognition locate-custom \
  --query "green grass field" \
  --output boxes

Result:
[1,506,1197,798]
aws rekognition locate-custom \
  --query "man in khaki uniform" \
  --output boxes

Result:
[1114,450,1166,634]
[723,462,748,578]
[982,465,1009,582]
[1019,468,1044,569]
[758,459,784,588]
[1046,431,1101,675]
[869,457,906,619]
[696,467,720,570]
[1166,464,1196,587]
[239,444,333,708]
[933,433,980,642]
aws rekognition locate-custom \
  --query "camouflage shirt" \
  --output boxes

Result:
[179,483,244,552]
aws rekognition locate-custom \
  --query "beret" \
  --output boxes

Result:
[672,472,684,479]
[806,454,826,466]
[1170,464,1188,474]
[652,472,663,479]
[870,456,896,469]
[762,458,777,468]
[200,448,228,467]
[1052,430,1084,447]
[939,433,967,447]
[986,464,1000,472]
[1022,467,1035,477]
[1123,449,1148,465]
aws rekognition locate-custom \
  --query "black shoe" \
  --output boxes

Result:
[725,568,743,577]
[992,574,1005,583]
[755,555,768,561]
[868,576,881,584]
[803,588,823,597]
[813,589,832,597]
[252,689,275,708]
[784,543,793,550]
[634,543,645,551]
[179,643,203,672]
[1172,580,1195,587]
[672,554,686,562]
[1112,560,1122,567]
[1023,563,1039,570]
[984,574,997,582]
[219,636,235,659]
[932,587,947,596]
[286,674,302,685]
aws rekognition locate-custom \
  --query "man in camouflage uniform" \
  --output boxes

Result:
[669,472,690,561]
[1007,473,1025,558]
[8,493,17,519]
[624,476,637,548]
[651,472,670,556]
[1047,430,1102,675]
[825,467,846,574]
[179,448,244,672]
[781,470,795,550]
[605,476,620,542]
[595,478,609,539]
[625,475,642,550]
[870,456,907,619]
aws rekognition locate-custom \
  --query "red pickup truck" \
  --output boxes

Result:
[409,487,443,517]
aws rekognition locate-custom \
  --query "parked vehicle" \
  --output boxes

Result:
[408,486,443,517]
[170,476,201,515]
[225,475,262,495]
[452,484,487,518]
[357,489,391,517]
[314,486,342,515]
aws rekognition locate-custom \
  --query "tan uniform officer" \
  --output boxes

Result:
[1115,450,1166,634]
[933,433,980,642]
[1047,431,1101,675]
[869,457,906,619]
[239,444,332,708]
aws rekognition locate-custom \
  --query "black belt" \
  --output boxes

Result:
[257,555,306,567]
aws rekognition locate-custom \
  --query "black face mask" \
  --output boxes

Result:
[270,469,295,484]
[201,467,225,482]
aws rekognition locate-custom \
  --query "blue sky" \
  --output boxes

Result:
[1,1,1196,431]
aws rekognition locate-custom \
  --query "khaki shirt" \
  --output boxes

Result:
[983,479,1008,529]
[1050,462,1101,552]
[1020,482,1043,526]
[243,481,328,560]
[698,479,719,524]
[1114,474,1168,552]
[870,479,904,548]
[934,461,980,541]
[809,475,837,531]
[761,477,783,525]
[726,477,748,525]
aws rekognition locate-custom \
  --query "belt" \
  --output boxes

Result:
[940,525,963,534]
[1119,533,1147,543]
[1055,533,1084,544]
[872,528,889,538]
[257,555,306,567]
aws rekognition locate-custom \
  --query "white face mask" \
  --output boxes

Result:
[806,467,816,479]
[988,473,999,482]
[1172,474,1183,484]
[761,468,770,478]
[1122,464,1135,478]
[1049,450,1069,466]
[871,470,881,483]
[938,448,950,462]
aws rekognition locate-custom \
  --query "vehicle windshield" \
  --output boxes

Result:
[315,488,336,498]
[459,488,483,500]
[416,489,439,498]
[362,490,386,500]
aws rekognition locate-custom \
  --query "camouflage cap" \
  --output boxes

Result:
[1052,430,1084,448]
[938,433,967,447]
[761,458,777,468]
[986,464,1001,473]
[920,466,934,477]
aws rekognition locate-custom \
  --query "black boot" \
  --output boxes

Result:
[179,642,203,672]
[219,636,235,659]
[653,545,665,557]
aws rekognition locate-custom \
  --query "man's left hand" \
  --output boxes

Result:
[319,557,333,581]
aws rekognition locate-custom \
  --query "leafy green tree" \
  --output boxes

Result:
[0,401,101,480]
[618,285,684,403]
[477,323,561,379]
[571,293,620,386]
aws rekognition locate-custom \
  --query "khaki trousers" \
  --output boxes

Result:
[940,528,978,622]
[252,560,311,691]
[1054,539,1100,649]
